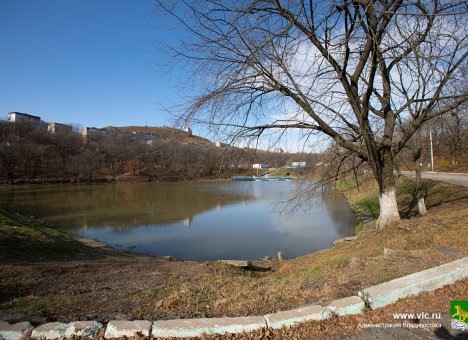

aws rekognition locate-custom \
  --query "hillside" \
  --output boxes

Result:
[108,126,214,146]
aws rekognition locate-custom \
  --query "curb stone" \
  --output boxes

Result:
[264,305,330,329]
[31,322,69,340]
[0,321,33,340]
[152,316,266,338]
[325,296,365,316]
[29,321,102,340]
[64,321,102,338]
[104,320,152,339]
[363,257,468,309]
[2,257,467,339]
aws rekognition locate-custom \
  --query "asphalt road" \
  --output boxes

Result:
[400,171,468,188]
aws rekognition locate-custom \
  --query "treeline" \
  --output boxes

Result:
[322,110,468,181]
[428,110,468,171]
[395,110,468,172]
[0,121,319,184]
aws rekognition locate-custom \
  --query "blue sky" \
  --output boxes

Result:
[0,0,185,129]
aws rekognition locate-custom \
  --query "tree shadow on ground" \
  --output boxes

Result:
[397,178,467,219]
[434,326,468,339]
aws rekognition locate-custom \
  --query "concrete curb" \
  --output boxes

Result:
[0,321,33,340]
[363,257,468,309]
[325,296,366,316]
[264,304,330,329]
[1,257,466,339]
[29,321,102,340]
[153,316,266,338]
[104,320,152,339]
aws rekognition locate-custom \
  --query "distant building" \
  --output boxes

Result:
[273,148,284,153]
[7,112,48,129]
[48,122,73,134]
[291,162,307,168]
[127,132,161,143]
[215,141,230,148]
[82,127,109,140]
[183,124,192,137]
[7,111,42,124]
[253,163,269,169]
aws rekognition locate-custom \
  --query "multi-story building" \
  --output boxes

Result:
[82,127,109,140]
[7,112,48,129]
[48,122,73,134]
[7,112,41,124]
[183,124,192,137]
[215,141,230,148]
[291,162,307,168]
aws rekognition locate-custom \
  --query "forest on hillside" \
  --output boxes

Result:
[0,121,320,184]
[0,110,466,185]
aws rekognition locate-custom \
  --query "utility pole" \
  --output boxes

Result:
[430,129,434,172]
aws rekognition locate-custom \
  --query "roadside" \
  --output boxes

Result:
[205,279,468,339]
[0,177,467,325]
[400,171,468,188]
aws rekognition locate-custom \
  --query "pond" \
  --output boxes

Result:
[1,181,356,260]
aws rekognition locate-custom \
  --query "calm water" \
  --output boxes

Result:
[1,181,356,260]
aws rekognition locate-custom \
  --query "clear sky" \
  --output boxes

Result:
[0,0,185,129]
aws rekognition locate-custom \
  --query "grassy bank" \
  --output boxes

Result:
[0,176,466,324]
[0,205,106,262]
[337,174,467,232]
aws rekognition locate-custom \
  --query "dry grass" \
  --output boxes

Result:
[131,180,467,319]
[0,177,467,323]
[206,280,468,339]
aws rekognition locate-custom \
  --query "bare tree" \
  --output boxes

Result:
[160,0,468,228]
[432,106,467,168]
[411,130,427,215]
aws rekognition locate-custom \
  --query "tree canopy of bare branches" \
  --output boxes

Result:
[161,0,468,228]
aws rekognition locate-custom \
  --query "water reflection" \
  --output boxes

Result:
[1,181,356,260]
[2,182,253,230]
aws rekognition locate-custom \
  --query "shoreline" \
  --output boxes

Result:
[1,177,354,263]
[0,177,466,324]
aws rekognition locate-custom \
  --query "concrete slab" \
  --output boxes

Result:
[104,320,152,339]
[344,236,358,241]
[0,321,33,340]
[364,257,468,309]
[152,316,266,338]
[332,238,345,246]
[264,305,330,329]
[64,321,102,338]
[219,260,251,267]
[436,246,463,256]
[325,296,365,316]
[248,261,272,270]
[31,322,69,340]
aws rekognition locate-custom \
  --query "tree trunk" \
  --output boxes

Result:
[417,194,427,215]
[415,157,427,216]
[376,184,400,229]
[413,131,427,215]
[374,149,401,229]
